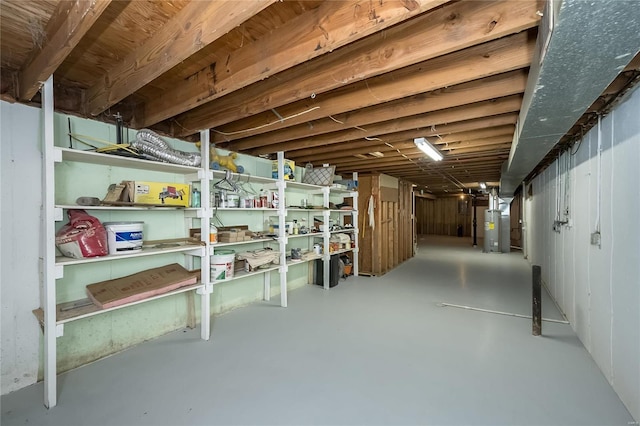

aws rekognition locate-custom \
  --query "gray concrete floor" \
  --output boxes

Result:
[2,236,634,425]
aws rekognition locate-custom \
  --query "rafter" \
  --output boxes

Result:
[19,0,111,100]
[225,70,526,150]
[245,95,523,155]
[288,127,516,165]
[139,0,451,127]
[173,8,539,136]
[286,115,518,162]
[86,0,276,115]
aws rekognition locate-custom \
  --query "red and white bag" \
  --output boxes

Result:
[55,209,108,258]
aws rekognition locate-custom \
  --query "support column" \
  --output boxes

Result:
[532,265,542,336]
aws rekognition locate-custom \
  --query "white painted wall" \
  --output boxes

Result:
[0,101,311,396]
[524,86,640,421]
[1,102,42,393]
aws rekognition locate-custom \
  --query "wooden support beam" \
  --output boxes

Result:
[294,131,513,167]
[436,125,516,144]
[340,154,510,171]
[140,0,451,127]
[225,70,527,149]
[19,0,111,100]
[286,115,518,162]
[86,0,276,115]
[245,95,523,155]
[395,160,508,173]
[441,135,514,151]
[444,143,512,155]
[174,6,539,136]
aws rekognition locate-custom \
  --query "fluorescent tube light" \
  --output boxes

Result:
[413,137,443,161]
[479,182,487,189]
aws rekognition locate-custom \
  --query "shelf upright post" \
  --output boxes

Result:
[277,151,287,307]
[199,130,211,340]
[351,172,359,276]
[322,186,331,289]
[41,75,57,408]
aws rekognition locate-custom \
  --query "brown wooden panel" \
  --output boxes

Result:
[357,175,373,275]
[380,187,398,203]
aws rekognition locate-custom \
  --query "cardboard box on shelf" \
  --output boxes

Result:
[85,263,197,309]
[133,181,190,206]
[272,159,295,180]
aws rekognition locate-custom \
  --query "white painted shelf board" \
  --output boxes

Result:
[56,204,194,211]
[56,147,200,174]
[285,181,324,192]
[213,265,280,284]
[35,283,205,326]
[213,207,278,212]
[331,229,355,234]
[287,233,316,239]
[56,243,203,266]
[210,238,278,253]
[332,248,355,255]
[287,255,322,265]
[329,188,358,195]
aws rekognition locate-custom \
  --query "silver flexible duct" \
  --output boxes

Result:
[132,129,201,167]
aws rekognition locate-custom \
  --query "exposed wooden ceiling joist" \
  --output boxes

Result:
[19,0,111,100]
[139,0,451,127]
[7,0,629,195]
[86,0,276,115]
[245,95,523,155]
[286,115,518,162]
[173,18,538,136]
[223,70,527,150]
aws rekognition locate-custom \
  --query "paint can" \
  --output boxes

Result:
[226,193,240,208]
[103,222,144,255]
[211,249,236,281]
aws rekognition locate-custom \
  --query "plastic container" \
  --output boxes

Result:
[227,193,240,208]
[211,249,235,281]
[103,221,144,255]
[191,189,200,208]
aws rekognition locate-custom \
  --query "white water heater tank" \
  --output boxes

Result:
[484,209,501,253]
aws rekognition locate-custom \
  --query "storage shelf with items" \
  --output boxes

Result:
[39,79,212,409]
[205,154,287,307]
[279,167,359,289]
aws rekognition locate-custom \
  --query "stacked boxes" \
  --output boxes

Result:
[218,229,253,243]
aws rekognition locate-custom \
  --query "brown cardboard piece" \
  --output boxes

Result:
[86,263,197,309]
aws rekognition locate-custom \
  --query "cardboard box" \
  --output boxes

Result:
[133,181,190,206]
[272,159,295,180]
[86,263,197,309]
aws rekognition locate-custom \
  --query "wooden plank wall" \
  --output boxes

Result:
[415,196,473,236]
[357,174,414,276]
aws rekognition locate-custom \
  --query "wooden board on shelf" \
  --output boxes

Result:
[86,263,197,309]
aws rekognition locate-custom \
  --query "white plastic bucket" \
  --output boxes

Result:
[211,249,235,281]
[226,194,239,208]
[103,222,144,255]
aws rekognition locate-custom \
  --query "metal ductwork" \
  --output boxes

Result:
[500,0,640,197]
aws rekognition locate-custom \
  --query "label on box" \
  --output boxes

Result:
[133,181,190,206]
[272,160,295,180]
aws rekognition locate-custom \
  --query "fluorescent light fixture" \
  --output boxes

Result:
[414,137,443,161]
[479,182,487,189]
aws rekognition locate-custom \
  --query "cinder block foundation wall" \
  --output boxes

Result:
[525,86,640,421]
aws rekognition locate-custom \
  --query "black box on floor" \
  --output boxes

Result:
[314,254,340,287]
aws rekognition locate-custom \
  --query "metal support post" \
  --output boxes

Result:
[532,265,542,336]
